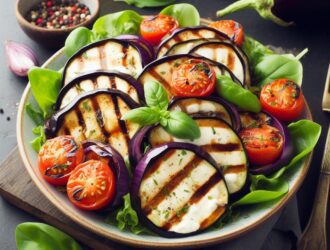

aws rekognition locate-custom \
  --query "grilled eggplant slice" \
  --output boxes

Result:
[62,39,146,85]
[45,89,140,159]
[55,71,144,110]
[157,26,229,59]
[131,142,228,237]
[147,117,248,194]
[189,41,251,87]
[137,54,242,99]
[164,39,215,57]
[169,96,241,131]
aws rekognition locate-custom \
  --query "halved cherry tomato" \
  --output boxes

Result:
[38,136,84,186]
[67,160,115,211]
[171,59,216,97]
[239,125,284,166]
[140,14,179,46]
[260,79,305,121]
[209,20,244,46]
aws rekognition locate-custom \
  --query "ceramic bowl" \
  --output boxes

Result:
[15,0,100,49]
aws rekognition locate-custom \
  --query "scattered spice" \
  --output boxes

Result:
[0,108,3,114]
[7,117,11,121]
[26,0,91,30]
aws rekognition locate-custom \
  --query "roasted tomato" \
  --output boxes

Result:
[209,20,244,46]
[260,79,305,121]
[140,14,179,45]
[38,136,84,186]
[239,125,284,166]
[171,59,216,97]
[67,160,115,211]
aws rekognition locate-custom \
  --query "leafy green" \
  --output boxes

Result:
[106,194,147,234]
[114,0,175,8]
[64,27,94,58]
[28,68,62,118]
[160,3,200,27]
[30,126,46,152]
[25,103,44,126]
[92,10,143,38]
[15,222,81,250]
[122,81,201,140]
[216,75,261,112]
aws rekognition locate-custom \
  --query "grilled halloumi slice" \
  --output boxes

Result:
[63,39,145,85]
[137,54,242,99]
[45,89,140,159]
[56,71,143,110]
[157,27,229,58]
[139,147,228,235]
[189,41,251,87]
[148,118,248,194]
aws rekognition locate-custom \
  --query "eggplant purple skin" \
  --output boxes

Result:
[62,38,151,87]
[248,111,295,175]
[169,96,241,132]
[130,142,228,238]
[82,141,130,212]
[156,26,231,58]
[44,88,140,139]
[55,70,145,110]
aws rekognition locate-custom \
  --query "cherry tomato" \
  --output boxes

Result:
[67,160,115,211]
[239,125,284,166]
[140,14,179,45]
[209,20,244,46]
[260,79,305,122]
[38,136,84,186]
[171,59,216,97]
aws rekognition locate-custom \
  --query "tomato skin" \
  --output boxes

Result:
[67,160,115,211]
[260,79,305,122]
[239,125,284,166]
[38,136,84,186]
[171,59,216,97]
[140,14,179,46]
[209,20,244,46]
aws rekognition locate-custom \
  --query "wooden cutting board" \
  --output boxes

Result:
[0,146,134,250]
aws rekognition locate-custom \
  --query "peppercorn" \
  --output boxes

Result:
[26,0,90,29]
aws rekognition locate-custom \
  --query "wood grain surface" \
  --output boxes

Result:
[0,147,132,250]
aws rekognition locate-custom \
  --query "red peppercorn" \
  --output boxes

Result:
[47,1,52,7]
[37,18,43,24]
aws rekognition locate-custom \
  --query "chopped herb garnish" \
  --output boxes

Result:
[153,178,158,186]
[82,52,88,59]
[181,150,187,156]
[211,127,216,135]
[271,137,280,142]
[164,210,170,219]
[160,71,166,75]
[162,187,170,196]
[82,100,91,111]
[89,129,96,136]
[176,205,189,217]
[174,61,180,67]
[179,158,183,165]
[208,196,213,200]
[75,84,84,92]
[184,189,190,193]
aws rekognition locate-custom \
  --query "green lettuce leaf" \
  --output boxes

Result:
[25,103,44,126]
[30,126,46,152]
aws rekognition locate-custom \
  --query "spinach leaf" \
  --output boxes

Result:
[64,27,95,58]
[25,103,44,126]
[28,68,62,118]
[92,10,143,38]
[30,126,46,152]
[160,3,200,27]
[114,0,175,8]
[144,81,169,110]
[16,222,81,250]
[216,75,261,112]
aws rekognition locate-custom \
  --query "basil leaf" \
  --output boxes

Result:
[254,53,304,86]
[160,3,200,27]
[164,111,201,140]
[93,10,143,38]
[64,27,94,58]
[30,126,46,152]
[144,81,169,110]
[114,0,175,8]
[122,107,160,125]
[28,68,62,118]
[216,75,261,112]
[15,222,81,250]
[25,103,44,126]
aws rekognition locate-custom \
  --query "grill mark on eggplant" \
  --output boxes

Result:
[223,164,247,174]
[90,97,110,139]
[76,107,86,138]
[227,50,236,73]
[162,174,222,230]
[91,77,97,88]
[142,156,202,215]
[98,45,107,70]
[201,143,241,152]
[122,45,128,67]
[200,205,226,230]
[110,76,117,89]
[147,70,172,93]
[143,150,177,180]
[111,95,130,150]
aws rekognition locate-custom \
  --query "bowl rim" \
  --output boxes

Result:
[15,0,100,33]
[16,36,314,249]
